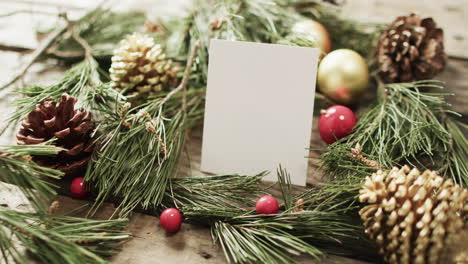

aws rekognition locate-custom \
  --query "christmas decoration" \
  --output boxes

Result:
[292,19,332,54]
[2,1,467,264]
[159,208,183,233]
[376,13,446,83]
[70,177,89,198]
[359,166,468,264]
[256,195,279,215]
[318,105,357,144]
[317,49,369,105]
[109,33,179,105]
[16,94,94,176]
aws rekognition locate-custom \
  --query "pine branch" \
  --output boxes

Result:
[167,168,373,263]
[47,9,149,59]
[8,57,123,128]
[0,207,130,264]
[0,143,63,212]
[86,45,203,217]
[275,33,318,47]
[175,0,300,85]
[291,1,383,59]
[439,118,468,186]
[212,219,323,264]
[162,172,267,222]
[320,81,466,182]
[277,166,293,210]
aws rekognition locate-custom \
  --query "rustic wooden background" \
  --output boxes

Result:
[0,0,467,263]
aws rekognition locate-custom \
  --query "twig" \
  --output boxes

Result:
[61,13,93,59]
[144,117,168,159]
[48,201,60,215]
[119,103,132,128]
[162,42,200,106]
[437,115,453,174]
[0,43,33,53]
[448,54,468,61]
[293,198,304,212]
[348,143,382,169]
[0,24,67,91]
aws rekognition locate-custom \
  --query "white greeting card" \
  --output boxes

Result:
[201,39,319,186]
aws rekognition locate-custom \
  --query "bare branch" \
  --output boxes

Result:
[162,42,201,106]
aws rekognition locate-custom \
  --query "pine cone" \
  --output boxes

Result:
[359,166,468,264]
[17,94,94,176]
[110,33,179,105]
[376,13,446,83]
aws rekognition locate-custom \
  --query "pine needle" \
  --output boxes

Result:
[48,9,148,59]
[0,208,130,264]
[163,172,267,222]
[0,143,63,212]
[321,80,468,186]
[8,57,119,125]
[87,44,203,217]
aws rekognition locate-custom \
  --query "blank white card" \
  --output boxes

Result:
[201,40,319,186]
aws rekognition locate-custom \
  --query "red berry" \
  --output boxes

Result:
[318,105,357,144]
[256,195,279,215]
[70,177,89,198]
[160,208,183,233]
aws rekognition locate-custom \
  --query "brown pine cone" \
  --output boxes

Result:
[376,13,446,83]
[17,94,94,176]
[359,166,468,264]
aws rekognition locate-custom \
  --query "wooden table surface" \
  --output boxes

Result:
[0,0,467,263]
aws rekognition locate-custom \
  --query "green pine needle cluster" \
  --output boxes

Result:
[0,208,129,264]
[163,172,267,221]
[0,145,130,263]
[86,88,204,217]
[1,1,467,263]
[9,58,113,124]
[291,0,384,59]
[173,0,309,85]
[207,169,373,264]
[321,80,468,187]
[0,144,63,211]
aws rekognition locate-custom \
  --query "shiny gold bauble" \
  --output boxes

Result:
[292,19,332,54]
[317,49,369,105]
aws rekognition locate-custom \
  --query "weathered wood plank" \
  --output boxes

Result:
[340,0,468,59]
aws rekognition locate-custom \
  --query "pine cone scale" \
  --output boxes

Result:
[110,33,179,105]
[376,13,446,83]
[359,166,468,264]
[17,94,94,176]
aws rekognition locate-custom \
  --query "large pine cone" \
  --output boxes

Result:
[109,33,179,105]
[376,13,446,83]
[359,166,468,264]
[17,94,94,175]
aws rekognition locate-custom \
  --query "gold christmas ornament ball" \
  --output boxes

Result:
[292,19,331,53]
[317,49,369,105]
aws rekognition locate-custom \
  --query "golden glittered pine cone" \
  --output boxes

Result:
[376,13,446,83]
[17,94,94,176]
[359,166,468,264]
[110,33,179,105]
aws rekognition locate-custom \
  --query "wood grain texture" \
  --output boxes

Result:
[0,0,467,263]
